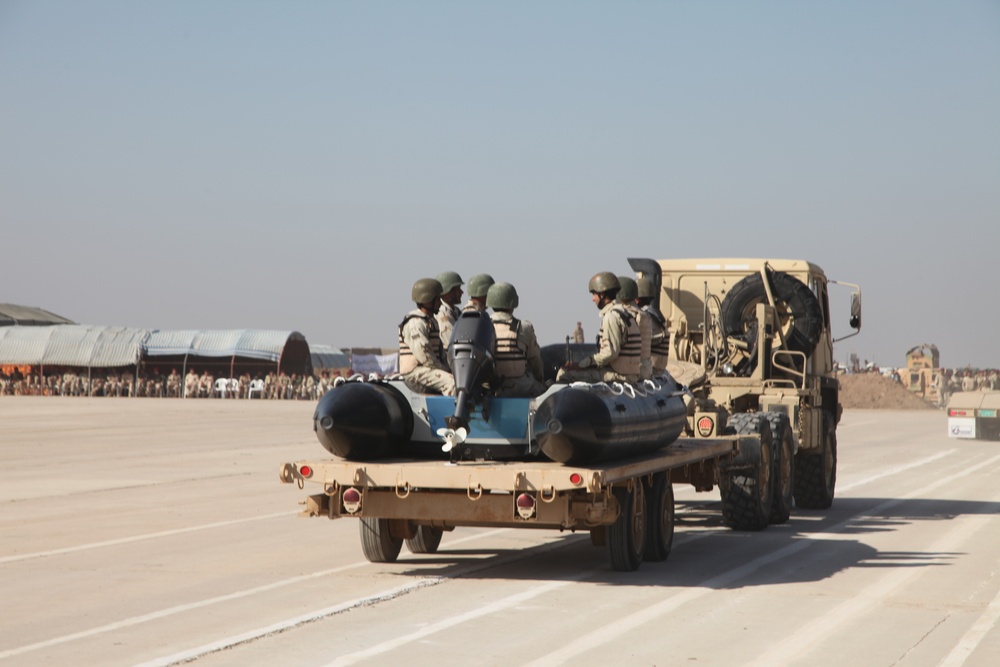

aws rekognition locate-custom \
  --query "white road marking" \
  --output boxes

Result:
[524,452,1000,666]
[322,571,599,667]
[937,580,1000,667]
[0,511,299,565]
[128,532,579,667]
[836,450,954,492]
[0,528,511,660]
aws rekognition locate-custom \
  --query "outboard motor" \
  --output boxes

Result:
[445,311,496,435]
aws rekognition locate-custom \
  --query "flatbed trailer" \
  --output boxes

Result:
[279,435,750,571]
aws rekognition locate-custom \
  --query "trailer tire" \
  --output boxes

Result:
[643,472,675,562]
[359,517,403,563]
[794,411,837,509]
[765,412,795,524]
[608,483,647,571]
[720,413,773,531]
[405,526,444,554]
[720,271,823,357]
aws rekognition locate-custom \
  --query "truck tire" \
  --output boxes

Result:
[720,271,823,358]
[794,411,837,509]
[359,517,403,563]
[720,413,773,531]
[765,411,795,524]
[405,526,444,554]
[608,483,647,571]
[643,472,675,562]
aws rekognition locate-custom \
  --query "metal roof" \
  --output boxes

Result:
[0,303,75,326]
[145,329,307,362]
[0,325,148,367]
[310,344,351,369]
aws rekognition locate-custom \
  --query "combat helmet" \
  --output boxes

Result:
[636,277,655,299]
[411,278,443,305]
[467,273,495,299]
[588,271,620,294]
[486,282,519,310]
[436,271,464,294]
[617,276,638,301]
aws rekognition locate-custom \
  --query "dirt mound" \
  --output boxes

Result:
[839,373,936,410]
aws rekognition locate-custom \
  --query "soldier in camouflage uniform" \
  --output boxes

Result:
[636,277,670,376]
[400,278,456,395]
[435,271,464,349]
[617,276,652,380]
[462,273,495,313]
[556,272,642,384]
[488,282,545,397]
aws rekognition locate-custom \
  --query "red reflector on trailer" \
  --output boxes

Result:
[569,473,583,486]
[516,493,535,509]
[949,410,967,417]
[299,465,312,477]
[343,488,361,503]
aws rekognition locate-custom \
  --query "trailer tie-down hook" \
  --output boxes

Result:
[395,476,411,499]
[467,480,483,501]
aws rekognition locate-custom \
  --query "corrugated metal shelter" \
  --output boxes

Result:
[0,304,75,327]
[0,325,147,367]
[309,344,351,372]
[144,329,312,380]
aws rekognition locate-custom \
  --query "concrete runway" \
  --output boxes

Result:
[1,398,998,667]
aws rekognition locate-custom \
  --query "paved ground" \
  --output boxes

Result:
[1,398,998,667]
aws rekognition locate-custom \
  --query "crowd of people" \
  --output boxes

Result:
[0,367,348,400]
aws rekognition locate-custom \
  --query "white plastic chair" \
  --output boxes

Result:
[248,379,265,399]
[213,377,230,398]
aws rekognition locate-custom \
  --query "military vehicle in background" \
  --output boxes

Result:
[899,344,945,406]
[629,257,861,520]
[947,391,1000,440]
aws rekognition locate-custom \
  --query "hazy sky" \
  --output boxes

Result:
[2,1,998,369]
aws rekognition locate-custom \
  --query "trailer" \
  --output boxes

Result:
[947,391,1000,440]
[279,434,755,572]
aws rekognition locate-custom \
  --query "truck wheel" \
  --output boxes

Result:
[720,413,773,531]
[765,412,795,524]
[405,526,444,554]
[359,517,403,563]
[794,412,837,509]
[643,472,675,562]
[720,271,823,358]
[607,483,647,571]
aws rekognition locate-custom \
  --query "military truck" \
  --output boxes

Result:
[279,257,861,571]
[629,257,861,524]
[899,344,944,405]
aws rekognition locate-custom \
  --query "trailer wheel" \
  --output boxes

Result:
[643,472,675,562]
[794,411,837,509]
[720,271,823,358]
[720,413,773,531]
[359,517,403,563]
[765,412,795,524]
[607,483,647,571]
[405,526,444,554]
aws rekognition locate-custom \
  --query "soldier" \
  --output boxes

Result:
[488,282,545,397]
[435,271,464,348]
[399,278,456,395]
[572,321,585,344]
[556,272,641,384]
[617,276,652,381]
[636,277,670,376]
[462,273,495,313]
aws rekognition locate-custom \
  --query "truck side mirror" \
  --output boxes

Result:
[849,292,861,330]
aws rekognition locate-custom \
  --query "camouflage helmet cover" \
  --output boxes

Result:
[436,271,464,293]
[617,276,638,301]
[467,273,496,298]
[486,282,519,310]
[636,277,655,298]
[588,271,620,294]
[411,278,443,305]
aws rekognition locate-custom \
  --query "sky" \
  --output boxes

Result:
[2,1,998,369]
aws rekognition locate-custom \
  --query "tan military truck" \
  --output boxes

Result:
[629,257,861,528]
[900,344,944,405]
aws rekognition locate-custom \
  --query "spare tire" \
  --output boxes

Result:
[720,271,822,357]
